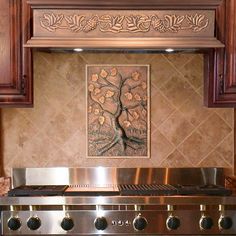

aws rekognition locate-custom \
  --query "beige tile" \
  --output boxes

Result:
[198,150,230,167]
[160,75,195,108]
[151,55,177,88]
[160,150,192,167]
[1,109,38,159]
[63,93,86,130]
[151,91,175,127]
[216,133,234,165]
[151,130,175,165]
[179,55,204,89]
[198,113,232,146]
[82,156,127,167]
[179,92,212,127]
[158,111,194,146]
[46,149,73,167]
[114,158,154,167]
[178,131,213,165]
[62,130,86,158]
[215,108,234,128]
[124,54,155,64]
[17,88,57,129]
[45,111,80,146]
[14,133,59,167]
[34,64,77,111]
[81,53,114,64]
[164,53,195,69]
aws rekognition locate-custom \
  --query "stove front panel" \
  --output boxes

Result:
[2,209,236,235]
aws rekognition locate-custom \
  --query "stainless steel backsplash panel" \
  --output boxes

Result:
[11,168,230,188]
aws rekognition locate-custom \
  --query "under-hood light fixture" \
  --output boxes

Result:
[165,48,175,53]
[74,48,83,52]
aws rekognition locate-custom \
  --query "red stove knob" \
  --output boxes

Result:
[133,216,148,231]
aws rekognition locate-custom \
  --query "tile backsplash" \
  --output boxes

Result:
[1,51,234,176]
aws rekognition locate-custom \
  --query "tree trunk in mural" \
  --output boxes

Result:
[87,65,149,157]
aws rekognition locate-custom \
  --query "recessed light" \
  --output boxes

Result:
[74,48,83,52]
[165,48,175,53]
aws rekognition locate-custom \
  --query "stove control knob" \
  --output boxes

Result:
[27,216,41,230]
[166,216,180,230]
[61,217,74,231]
[199,216,213,230]
[94,217,108,231]
[133,216,148,231]
[7,217,21,231]
[219,216,233,230]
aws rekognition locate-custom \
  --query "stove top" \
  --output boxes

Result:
[7,184,232,197]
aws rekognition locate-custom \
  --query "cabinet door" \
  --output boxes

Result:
[0,0,32,107]
[205,0,236,107]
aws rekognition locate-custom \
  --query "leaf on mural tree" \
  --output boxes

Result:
[98,116,105,125]
[125,92,133,100]
[99,96,105,104]
[105,90,115,98]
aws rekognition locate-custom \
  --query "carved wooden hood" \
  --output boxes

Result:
[24,0,224,49]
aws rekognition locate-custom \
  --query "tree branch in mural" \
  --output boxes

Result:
[87,65,149,157]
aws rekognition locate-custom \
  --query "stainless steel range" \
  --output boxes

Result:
[0,167,236,235]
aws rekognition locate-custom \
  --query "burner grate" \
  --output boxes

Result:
[118,184,178,196]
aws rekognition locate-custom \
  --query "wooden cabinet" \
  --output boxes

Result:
[0,0,32,107]
[0,0,236,107]
[205,0,236,107]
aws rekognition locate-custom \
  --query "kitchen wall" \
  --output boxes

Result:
[1,51,234,176]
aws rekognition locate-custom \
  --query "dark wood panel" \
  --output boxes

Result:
[205,0,236,107]
[0,0,33,107]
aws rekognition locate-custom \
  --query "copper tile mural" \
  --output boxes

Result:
[87,65,150,158]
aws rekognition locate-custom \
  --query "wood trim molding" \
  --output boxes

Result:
[27,0,223,8]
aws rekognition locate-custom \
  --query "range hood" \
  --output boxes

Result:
[24,0,224,49]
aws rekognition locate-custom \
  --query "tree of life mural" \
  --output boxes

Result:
[87,65,150,158]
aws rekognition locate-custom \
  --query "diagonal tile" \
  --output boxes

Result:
[163,53,195,69]
[158,110,194,146]
[62,130,86,158]
[179,54,204,89]
[160,150,192,167]
[45,111,80,147]
[151,130,175,165]
[198,113,232,146]
[13,133,59,167]
[160,74,195,108]
[215,133,234,165]
[215,108,234,128]
[17,87,57,129]
[151,55,177,89]
[178,131,213,166]
[179,92,213,127]
[151,91,175,127]
[1,109,38,159]
[198,150,231,167]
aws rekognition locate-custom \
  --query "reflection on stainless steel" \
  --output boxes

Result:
[1,167,235,235]
[12,167,227,187]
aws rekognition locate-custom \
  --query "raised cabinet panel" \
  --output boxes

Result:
[0,0,32,107]
[205,0,236,107]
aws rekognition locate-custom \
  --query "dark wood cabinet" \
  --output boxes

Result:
[0,0,236,107]
[205,0,236,107]
[0,0,32,107]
